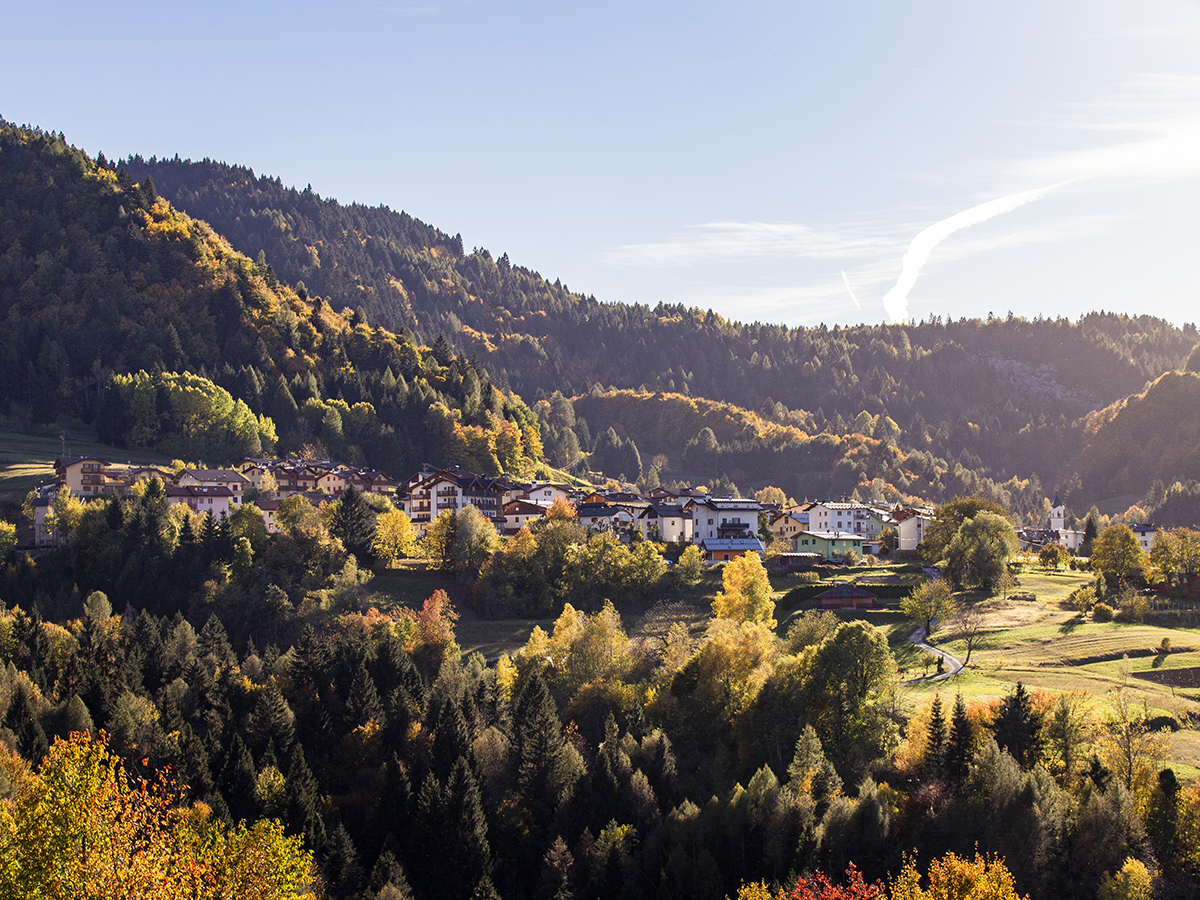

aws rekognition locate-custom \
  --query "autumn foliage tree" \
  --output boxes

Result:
[0,733,315,900]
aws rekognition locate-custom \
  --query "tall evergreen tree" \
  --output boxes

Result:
[994,681,1042,768]
[285,742,327,852]
[330,484,377,562]
[925,694,947,777]
[5,685,48,761]
[945,692,974,786]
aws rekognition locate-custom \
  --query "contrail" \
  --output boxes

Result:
[882,181,1069,323]
[840,270,862,311]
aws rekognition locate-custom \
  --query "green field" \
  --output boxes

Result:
[0,431,171,501]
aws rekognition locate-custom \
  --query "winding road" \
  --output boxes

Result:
[903,624,964,683]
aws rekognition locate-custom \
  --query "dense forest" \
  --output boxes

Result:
[0,123,544,480]
[3,485,1196,899]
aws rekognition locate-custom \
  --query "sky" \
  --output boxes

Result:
[5,0,1200,330]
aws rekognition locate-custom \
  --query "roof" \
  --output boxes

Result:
[798,530,865,541]
[639,504,690,519]
[504,500,548,515]
[56,455,109,468]
[166,485,235,498]
[576,502,630,518]
[699,537,766,552]
[181,469,249,484]
[685,497,764,511]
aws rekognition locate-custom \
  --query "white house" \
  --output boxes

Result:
[683,497,763,545]
[894,508,934,552]
[807,501,892,538]
[637,504,693,543]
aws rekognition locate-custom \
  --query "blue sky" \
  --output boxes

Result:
[6,0,1200,329]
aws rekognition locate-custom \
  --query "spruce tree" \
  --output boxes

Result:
[285,742,327,852]
[345,661,384,730]
[945,692,973,786]
[219,734,258,824]
[330,484,377,562]
[925,694,947,777]
[514,670,573,826]
[323,822,366,897]
[5,685,48,761]
[994,681,1042,768]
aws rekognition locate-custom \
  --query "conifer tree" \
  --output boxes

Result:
[199,615,237,670]
[5,685,49,761]
[331,484,377,562]
[946,692,974,785]
[220,734,259,825]
[285,742,327,852]
[430,697,473,782]
[324,822,366,896]
[926,694,947,777]
[345,661,384,730]
[514,669,574,826]
[993,682,1042,768]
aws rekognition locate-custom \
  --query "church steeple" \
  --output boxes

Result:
[1050,490,1065,533]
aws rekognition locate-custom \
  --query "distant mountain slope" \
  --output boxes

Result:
[5,126,1198,515]
[0,124,544,477]
[1070,371,1200,503]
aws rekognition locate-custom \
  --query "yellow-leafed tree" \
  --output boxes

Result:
[712,552,776,628]
[0,733,315,900]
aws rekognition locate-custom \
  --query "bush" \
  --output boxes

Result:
[1115,586,1150,624]
[1069,585,1097,613]
[1093,602,1114,622]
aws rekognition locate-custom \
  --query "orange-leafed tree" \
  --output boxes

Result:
[0,732,315,900]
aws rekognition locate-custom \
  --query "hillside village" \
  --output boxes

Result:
[34,455,1174,571]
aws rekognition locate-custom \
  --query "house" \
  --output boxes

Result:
[520,482,573,508]
[54,456,112,497]
[698,536,765,562]
[575,502,636,533]
[166,484,238,518]
[503,499,549,534]
[768,512,809,549]
[684,497,764,545]
[30,496,53,546]
[1130,524,1159,554]
[402,468,513,533]
[792,530,865,559]
[813,583,878,609]
[257,498,282,534]
[894,508,934,552]
[177,469,248,504]
[807,501,892,538]
[637,504,693,543]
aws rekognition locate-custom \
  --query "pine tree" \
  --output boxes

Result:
[285,742,327,852]
[926,694,947,777]
[5,685,49,761]
[330,484,377,562]
[994,682,1042,768]
[345,661,384,730]
[945,692,973,785]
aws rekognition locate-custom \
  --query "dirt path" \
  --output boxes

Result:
[904,625,965,682]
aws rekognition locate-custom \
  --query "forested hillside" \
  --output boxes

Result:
[0,124,544,478]
[127,156,1199,512]
[3,124,1200,513]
